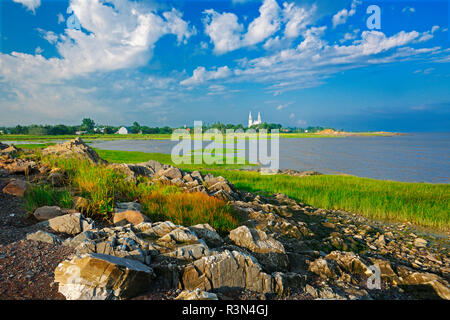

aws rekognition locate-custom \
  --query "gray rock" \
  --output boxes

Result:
[33,206,63,221]
[189,224,223,247]
[26,230,62,245]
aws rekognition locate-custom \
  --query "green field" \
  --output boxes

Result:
[15,142,449,231]
[1,131,399,143]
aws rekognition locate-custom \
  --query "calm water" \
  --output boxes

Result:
[89,133,449,183]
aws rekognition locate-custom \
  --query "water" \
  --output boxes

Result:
[87,133,449,184]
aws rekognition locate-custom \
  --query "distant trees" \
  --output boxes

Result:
[81,118,95,133]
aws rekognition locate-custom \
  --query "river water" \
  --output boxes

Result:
[88,132,449,184]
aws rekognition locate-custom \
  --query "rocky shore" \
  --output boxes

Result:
[0,139,448,300]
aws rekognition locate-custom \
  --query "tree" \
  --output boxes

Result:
[81,118,95,132]
[130,121,141,134]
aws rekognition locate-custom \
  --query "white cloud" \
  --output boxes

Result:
[332,0,361,28]
[180,66,232,85]
[204,0,314,54]
[243,0,281,46]
[289,113,295,119]
[203,9,244,55]
[12,0,41,14]
[1,0,194,83]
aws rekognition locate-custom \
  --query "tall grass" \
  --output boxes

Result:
[35,156,239,231]
[25,184,73,212]
[203,170,450,231]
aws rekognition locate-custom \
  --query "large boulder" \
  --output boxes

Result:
[42,138,105,164]
[229,226,289,272]
[399,269,450,300]
[54,253,153,300]
[2,179,28,197]
[113,210,149,226]
[180,250,273,293]
[45,213,95,235]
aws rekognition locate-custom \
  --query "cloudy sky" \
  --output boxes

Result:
[0,0,449,131]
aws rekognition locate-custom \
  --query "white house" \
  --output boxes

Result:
[116,127,129,135]
[248,111,262,128]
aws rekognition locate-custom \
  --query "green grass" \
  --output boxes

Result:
[25,184,73,212]
[94,148,256,171]
[199,170,450,231]
[33,155,239,232]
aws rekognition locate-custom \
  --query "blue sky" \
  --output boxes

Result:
[0,0,449,131]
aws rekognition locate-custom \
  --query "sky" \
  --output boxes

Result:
[0,0,449,132]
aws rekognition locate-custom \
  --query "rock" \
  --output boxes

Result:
[180,250,273,293]
[175,289,218,300]
[0,145,19,155]
[113,210,149,226]
[158,167,183,180]
[0,142,9,150]
[137,221,178,237]
[0,157,37,174]
[33,206,63,221]
[308,258,339,279]
[73,196,90,212]
[54,253,153,300]
[190,171,204,182]
[158,227,199,245]
[189,224,223,247]
[325,251,372,277]
[400,271,450,300]
[163,243,212,261]
[63,230,97,248]
[272,272,306,296]
[46,213,95,235]
[369,258,400,286]
[114,202,142,213]
[26,230,62,245]
[2,179,28,197]
[414,238,428,248]
[229,226,288,272]
[47,170,66,187]
[42,138,106,164]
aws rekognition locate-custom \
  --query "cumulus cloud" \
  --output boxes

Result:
[180,66,232,85]
[1,0,194,83]
[12,0,41,14]
[332,0,361,28]
[204,0,314,54]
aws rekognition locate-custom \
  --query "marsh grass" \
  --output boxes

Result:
[25,184,73,212]
[203,170,450,230]
[34,155,239,232]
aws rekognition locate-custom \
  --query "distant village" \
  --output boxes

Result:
[0,113,332,135]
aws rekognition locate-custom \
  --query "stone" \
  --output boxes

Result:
[54,253,153,300]
[163,243,212,261]
[180,250,273,293]
[26,230,62,245]
[158,167,183,180]
[272,272,306,296]
[2,179,28,197]
[42,138,106,164]
[158,227,199,245]
[113,210,149,226]
[46,213,95,235]
[325,251,372,277]
[47,171,66,187]
[189,224,223,247]
[414,238,428,248]
[400,271,450,300]
[0,142,9,150]
[73,196,90,212]
[369,258,400,286]
[138,221,178,237]
[0,157,37,174]
[308,258,339,279]
[175,289,218,300]
[114,202,142,213]
[229,226,288,271]
[33,206,63,221]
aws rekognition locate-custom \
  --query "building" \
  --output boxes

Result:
[248,111,262,128]
[116,127,129,135]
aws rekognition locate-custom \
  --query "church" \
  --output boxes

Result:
[248,111,262,128]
